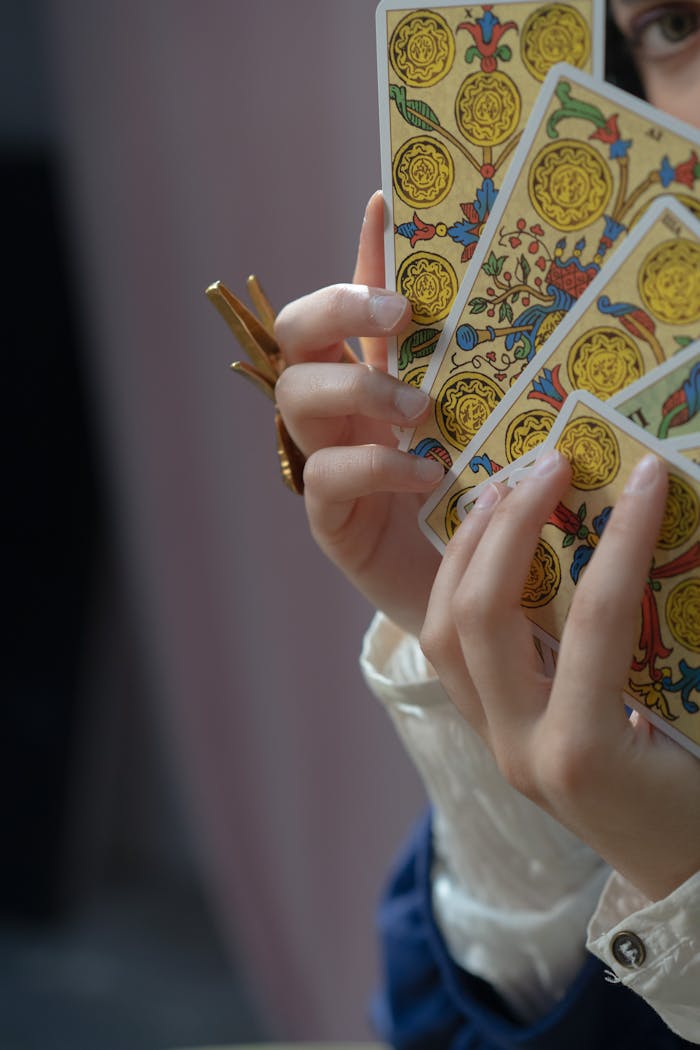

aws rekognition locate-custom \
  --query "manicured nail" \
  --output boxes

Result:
[369,292,409,329]
[414,456,445,483]
[395,384,431,420]
[474,483,501,511]
[624,454,661,493]
[532,450,563,478]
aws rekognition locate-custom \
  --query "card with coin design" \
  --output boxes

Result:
[419,197,700,549]
[451,391,700,758]
[376,1,604,378]
[403,65,700,470]
[608,341,700,440]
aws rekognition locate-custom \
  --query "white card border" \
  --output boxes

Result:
[418,196,700,549]
[400,62,700,431]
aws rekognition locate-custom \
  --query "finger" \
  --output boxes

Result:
[353,190,386,288]
[303,444,444,538]
[353,191,398,370]
[420,481,509,738]
[274,282,410,367]
[553,454,669,731]
[275,362,432,456]
[426,482,509,632]
[450,451,572,722]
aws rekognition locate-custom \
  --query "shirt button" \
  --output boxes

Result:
[611,931,646,969]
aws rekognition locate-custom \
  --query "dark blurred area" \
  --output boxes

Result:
[3,137,98,920]
[0,1,421,1042]
[1,4,264,1046]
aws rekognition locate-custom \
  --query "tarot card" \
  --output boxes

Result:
[448,392,700,756]
[608,342,700,440]
[419,446,540,553]
[420,199,700,549]
[404,64,700,469]
[376,1,605,378]
[525,392,700,756]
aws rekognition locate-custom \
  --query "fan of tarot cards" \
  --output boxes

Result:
[376,1,700,756]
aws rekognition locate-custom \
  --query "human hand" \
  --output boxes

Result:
[420,449,700,901]
[274,191,444,636]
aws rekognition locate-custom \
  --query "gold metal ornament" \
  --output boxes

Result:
[205,276,357,495]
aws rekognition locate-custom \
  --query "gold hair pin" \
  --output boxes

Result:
[206,275,358,495]
[205,275,306,494]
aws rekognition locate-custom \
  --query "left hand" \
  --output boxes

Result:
[274,191,443,636]
[420,448,700,901]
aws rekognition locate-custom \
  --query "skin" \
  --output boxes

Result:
[275,191,442,638]
[610,1,700,125]
[274,19,700,901]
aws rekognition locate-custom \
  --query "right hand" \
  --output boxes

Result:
[274,191,444,636]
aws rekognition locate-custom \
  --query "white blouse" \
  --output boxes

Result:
[361,613,700,1043]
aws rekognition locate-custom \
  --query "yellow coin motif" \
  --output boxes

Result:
[529,140,613,232]
[567,327,644,399]
[398,252,458,324]
[658,474,700,550]
[393,136,455,208]
[455,71,521,147]
[505,410,556,461]
[436,371,503,450]
[521,4,591,82]
[445,489,470,541]
[403,364,429,389]
[522,539,562,608]
[389,11,455,88]
[665,579,700,653]
[638,239,700,324]
[673,195,700,223]
[557,416,621,490]
[534,309,567,351]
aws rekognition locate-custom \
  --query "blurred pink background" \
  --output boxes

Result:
[45,0,426,1040]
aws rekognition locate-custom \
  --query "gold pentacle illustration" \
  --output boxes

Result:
[521,5,591,82]
[455,71,521,147]
[398,252,458,324]
[505,410,555,461]
[638,238,700,324]
[658,474,700,550]
[436,372,502,449]
[567,327,644,399]
[389,11,455,88]
[534,309,567,352]
[665,579,700,653]
[445,488,470,541]
[673,195,700,222]
[522,539,562,608]
[529,140,613,232]
[393,136,455,208]
[557,416,621,490]
[403,364,429,389]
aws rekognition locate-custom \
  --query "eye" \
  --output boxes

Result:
[627,4,700,58]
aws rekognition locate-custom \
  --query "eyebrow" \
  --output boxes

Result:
[608,0,654,20]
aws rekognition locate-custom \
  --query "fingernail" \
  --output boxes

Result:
[414,456,445,483]
[624,454,661,493]
[369,291,409,329]
[474,483,501,511]
[532,450,563,478]
[395,384,431,420]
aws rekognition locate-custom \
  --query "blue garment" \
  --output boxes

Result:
[373,812,695,1049]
